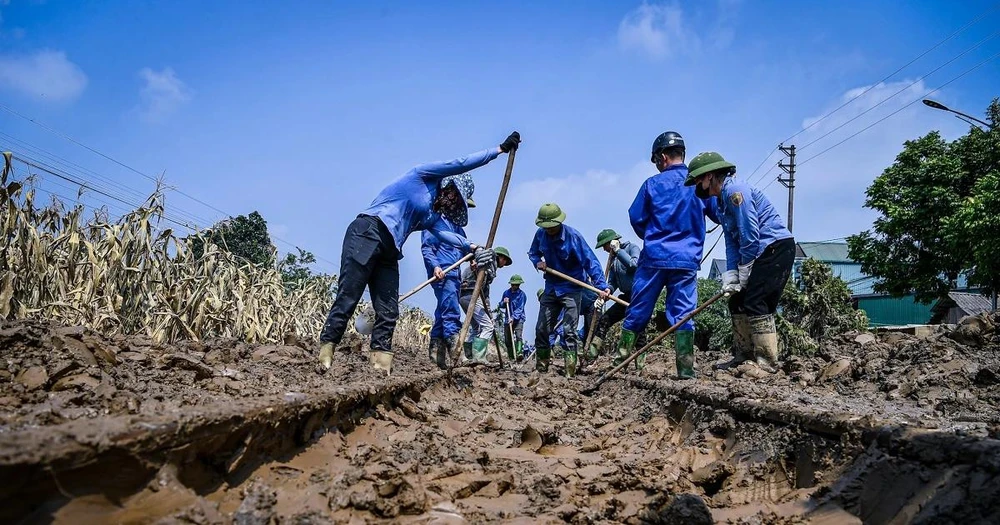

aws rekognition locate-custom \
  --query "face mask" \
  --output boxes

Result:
[695,184,710,199]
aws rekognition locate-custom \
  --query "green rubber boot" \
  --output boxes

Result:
[472,337,490,363]
[614,330,637,367]
[565,351,579,377]
[515,341,524,362]
[536,345,551,373]
[675,330,696,379]
[587,336,603,360]
[463,341,473,361]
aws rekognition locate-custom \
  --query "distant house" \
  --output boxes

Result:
[708,241,984,327]
[930,292,994,324]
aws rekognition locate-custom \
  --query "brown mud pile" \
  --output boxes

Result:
[1,314,999,523]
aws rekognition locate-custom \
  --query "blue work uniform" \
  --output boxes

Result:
[361,148,500,257]
[608,241,642,295]
[502,288,527,323]
[719,177,793,271]
[624,163,720,334]
[528,225,610,296]
[421,218,466,340]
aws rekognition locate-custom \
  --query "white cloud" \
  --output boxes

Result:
[0,49,87,101]
[137,67,192,122]
[617,3,693,59]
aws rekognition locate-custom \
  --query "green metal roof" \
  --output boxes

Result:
[796,241,852,262]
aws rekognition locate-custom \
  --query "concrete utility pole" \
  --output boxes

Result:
[778,144,796,233]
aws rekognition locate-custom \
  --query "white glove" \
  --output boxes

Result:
[595,297,606,309]
[608,239,621,252]
[721,270,741,293]
[737,261,753,288]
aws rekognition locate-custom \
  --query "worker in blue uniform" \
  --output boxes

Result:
[529,203,610,377]
[317,132,520,375]
[619,131,720,379]
[685,151,794,374]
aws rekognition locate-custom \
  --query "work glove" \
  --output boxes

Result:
[500,131,521,153]
[721,270,741,294]
[474,246,497,280]
[594,297,606,309]
[737,261,753,289]
[607,239,621,252]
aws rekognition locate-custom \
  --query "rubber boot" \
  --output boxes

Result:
[675,330,695,379]
[428,337,442,364]
[714,314,752,370]
[463,341,474,361]
[318,342,334,370]
[536,345,551,373]
[370,351,392,376]
[565,351,578,378]
[614,330,637,367]
[750,314,780,373]
[505,339,516,361]
[443,335,459,368]
[472,337,490,364]
[587,336,603,360]
[515,341,524,363]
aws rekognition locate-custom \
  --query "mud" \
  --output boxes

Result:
[1,313,999,523]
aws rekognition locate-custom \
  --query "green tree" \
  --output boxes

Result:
[848,99,1000,303]
[190,211,276,267]
[781,258,868,344]
[693,277,732,352]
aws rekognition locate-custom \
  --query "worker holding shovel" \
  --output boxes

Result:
[529,203,611,377]
[588,228,642,360]
[501,274,527,362]
[619,131,720,379]
[420,193,476,369]
[459,247,513,364]
[317,132,521,376]
[685,152,794,374]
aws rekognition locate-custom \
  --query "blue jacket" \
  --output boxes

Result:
[628,164,720,270]
[501,288,527,322]
[360,148,500,258]
[528,224,610,297]
[607,240,641,295]
[720,177,793,270]
[420,218,466,279]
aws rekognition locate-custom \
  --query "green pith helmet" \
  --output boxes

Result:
[685,151,736,186]
[595,228,621,248]
[537,288,544,299]
[509,274,525,285]
[494,246,513,265]
[535,203,567,228]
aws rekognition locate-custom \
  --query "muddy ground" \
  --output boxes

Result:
[1,313,999,523]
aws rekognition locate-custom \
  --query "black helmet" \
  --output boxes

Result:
[650,131,685,163]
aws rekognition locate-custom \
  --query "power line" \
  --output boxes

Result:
[779,2,1000,145]
[797,29,1000,153]
[797,49,1000,168]
[743,147,777,183]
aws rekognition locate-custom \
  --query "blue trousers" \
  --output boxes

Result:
[430,276,462,339]
[623,266,697,333]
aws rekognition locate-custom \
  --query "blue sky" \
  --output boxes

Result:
[1,0,997,338]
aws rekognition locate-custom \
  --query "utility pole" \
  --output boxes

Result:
[778,143,796,233]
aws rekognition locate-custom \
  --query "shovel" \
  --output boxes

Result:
[580,292,726,396]
[542,267,628,307]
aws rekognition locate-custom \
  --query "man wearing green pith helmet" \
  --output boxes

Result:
[500,274,527,361]
[589,228,642,360]
[459,246,513,364]
[528,203,611,377]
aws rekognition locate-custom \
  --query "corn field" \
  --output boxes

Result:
[0,155,337,344]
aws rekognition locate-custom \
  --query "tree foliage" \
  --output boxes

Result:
[848,99,1000,303]
[780,258,868,345]
[189,211,276,267]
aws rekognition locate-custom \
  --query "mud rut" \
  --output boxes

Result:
[2,317,1000,524]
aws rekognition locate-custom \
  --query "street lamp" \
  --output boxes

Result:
[922,98,998,311]
[922,99,994,129]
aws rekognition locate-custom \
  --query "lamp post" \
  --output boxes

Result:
[922,99,994,130]
[922,99,997,311]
